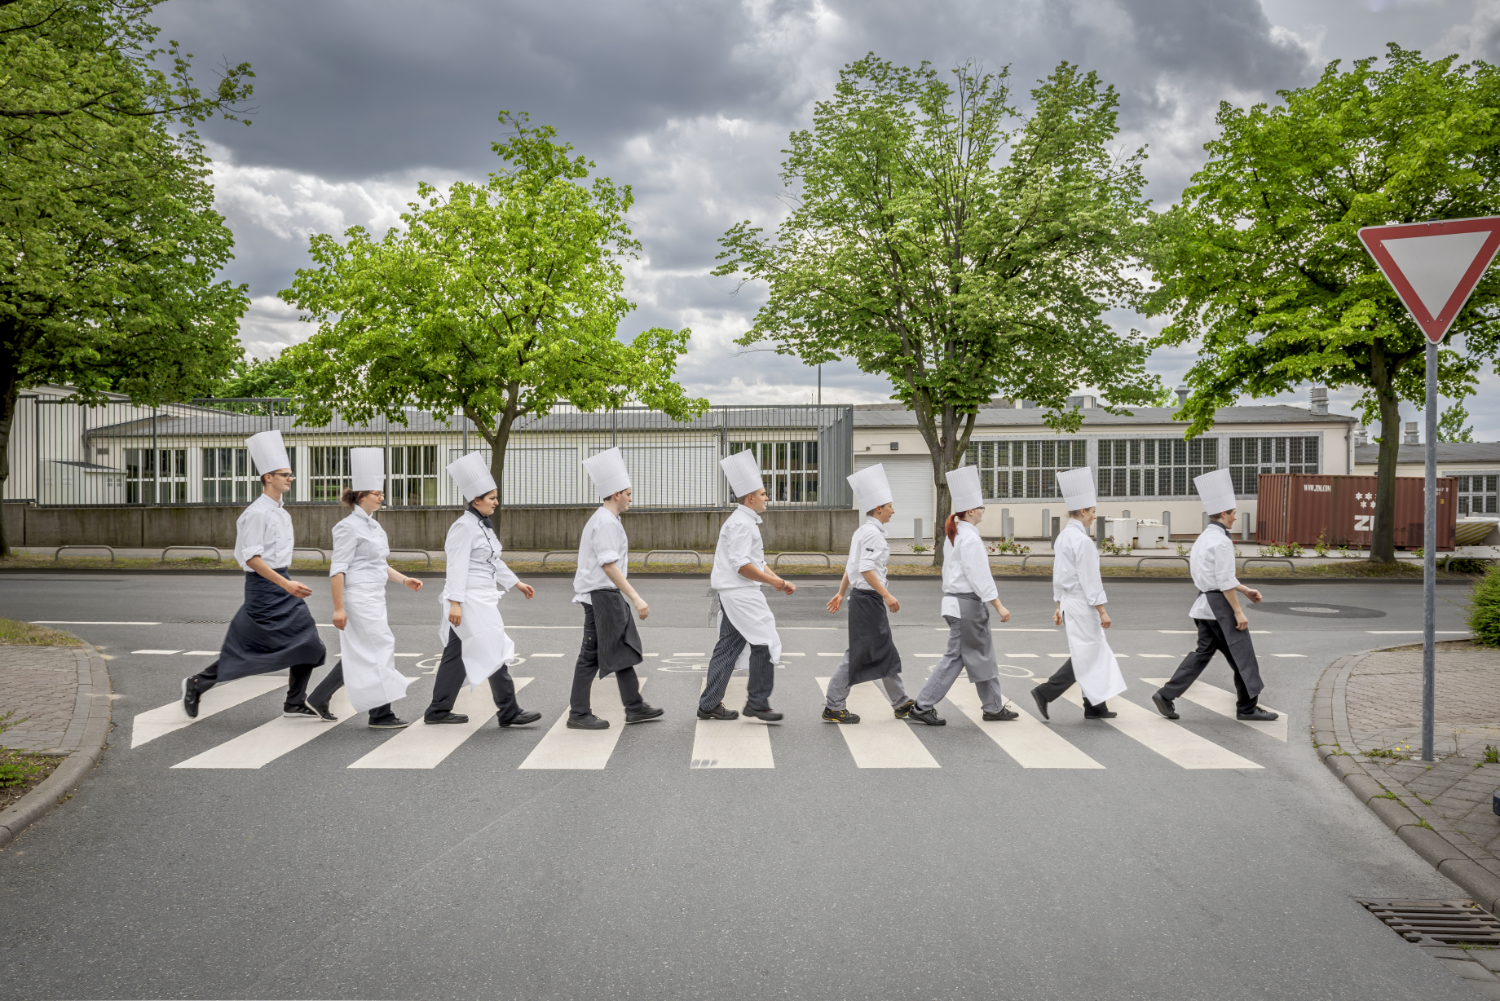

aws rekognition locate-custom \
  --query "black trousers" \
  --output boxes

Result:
[1158,618,1258,714]
[300,659,398,723]
[569,602,645,719]
[193,659,336,712]
[700,612,775,712]
[425,629,520,721]
[1032,660,1110,714]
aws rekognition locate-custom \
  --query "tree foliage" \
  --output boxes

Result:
[1437,401,1476,443]
[209,354,302,399]
[714,55,1162,558]
[280,113,706,513]
[1145,45,1500,561]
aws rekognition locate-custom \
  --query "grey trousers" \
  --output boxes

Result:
[915,615,1004,713]
[823,652,908,710]
[699,612,775,712]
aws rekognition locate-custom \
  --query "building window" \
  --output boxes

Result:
[1457,474,1498,516]
[203,447,296,503]
[965,439,1088,499]
[1227,436,1319,496]
[728,441,819,503]
[1096,437,1219,498]
[308,446,351,502]
[126,448,187,503]
[389,445,438,506]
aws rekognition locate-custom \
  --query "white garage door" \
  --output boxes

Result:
[854,455,934,539]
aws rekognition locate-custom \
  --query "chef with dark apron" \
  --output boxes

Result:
[1151,469,1278,722]
[821,463,913,724]
[181,429,334,720]
[907,464,1015,725]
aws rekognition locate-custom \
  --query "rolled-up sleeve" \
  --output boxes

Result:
[442,520,472,603]
[854,527,880,574]
[724,521,753,570]
[235,505,269,570]
[328,521,356,578]
[596,520,627,566]
[1211,536,1240,592]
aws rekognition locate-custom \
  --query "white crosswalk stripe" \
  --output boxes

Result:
[690,676,774,769]
[943,687,1103,769]
[1058,690,1262,769]
[131,674,289,749]
[518,678,649,770]
[816,677,939,769]
[173,690,360,769]
[348,678,534,769]
[1139,678,1287,741]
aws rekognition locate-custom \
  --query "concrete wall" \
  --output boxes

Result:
[4,503,861,554]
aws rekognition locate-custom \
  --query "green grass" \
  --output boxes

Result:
[0,618,82,646]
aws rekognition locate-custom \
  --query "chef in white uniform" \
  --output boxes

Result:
[1029,466,1127,721]
[422,452,541,728]
[303,448,421,727]
[1151,469,1277,722]
[698,450,793,722]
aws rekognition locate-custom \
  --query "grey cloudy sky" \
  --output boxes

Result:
[154,0,1500,435]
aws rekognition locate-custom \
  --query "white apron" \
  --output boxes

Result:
[717,585,782,669]
[437,585,516,689]
[1059,592,1127,704]
[340,583,411,712]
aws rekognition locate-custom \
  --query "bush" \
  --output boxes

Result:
[1467,564,1500,647]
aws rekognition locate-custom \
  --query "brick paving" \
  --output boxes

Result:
[0,645,104,753]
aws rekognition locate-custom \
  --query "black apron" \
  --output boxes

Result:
[1198,523,1264,699]
[589,588,642,678]
[216,570,326,683]
[847,587,903,685]
[946,591,999,684]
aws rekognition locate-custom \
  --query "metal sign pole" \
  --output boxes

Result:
[1422,339,1437,762]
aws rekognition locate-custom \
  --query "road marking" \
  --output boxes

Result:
[1058,690,1262,770]
[349,678,534,769]
[130,674,288,749]
[673,652,705,657]
[394,653,423,658]
[132,649,181,655]
[1269,653,1305,658]
[32,620,160,625]
[1158,630,1197,634]
[1003,653,1038,658]
[182,650,219,656]
[916,653,942,658]
[1140,678,1287,741]
[944,687,1103,769]
[518,678,649,770]
[817,652,843,657]
[1366,630,1469,635]
[690,676,774,769]
[1048,653,1070,658]
[1115,654,1131,658]
[1138,654,1174,658]
[994,628,1059,632]
[780,652,805,657]
[528,653,564,658]
[172,690,361,769]
[816,677,939,769]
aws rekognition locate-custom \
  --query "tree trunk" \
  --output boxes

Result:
[1370,363,1401,564]
[922,409,979,568]
[0,369,17,558]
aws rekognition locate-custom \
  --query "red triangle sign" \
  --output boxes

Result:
[1359,217,1500,343]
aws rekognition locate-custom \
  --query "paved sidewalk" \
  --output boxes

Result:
[0,645,109,753]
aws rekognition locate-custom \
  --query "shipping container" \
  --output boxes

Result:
[1256,473,1456,551]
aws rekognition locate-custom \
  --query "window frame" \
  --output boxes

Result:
[965,438,1089,500]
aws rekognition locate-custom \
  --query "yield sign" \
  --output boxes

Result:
[1359,217,1500,343]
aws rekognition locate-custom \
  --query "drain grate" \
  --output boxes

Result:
[1359,899,1500,947]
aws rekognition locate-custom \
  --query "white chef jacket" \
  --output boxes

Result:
[941,520,998,617]
[441,510,519,603]
[1052,519,1107,607]
[234,493,294,571]
[711,505,766,591]
[844,517,890,592]
[1189,524,1240,619]
[573,506,629,605]
[329,506,390,590]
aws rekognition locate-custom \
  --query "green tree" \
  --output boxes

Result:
[1146,45,1500,562]
[280,113,705,515]
[714,56,1163,561]
[0,0,254,555]
[210,354,302,399]
[1437,401,1476,443]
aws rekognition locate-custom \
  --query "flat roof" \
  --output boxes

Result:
[1355,443,1500,464]
[853,404,1354,429]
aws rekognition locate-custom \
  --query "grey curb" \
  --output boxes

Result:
[1313,646,1500,914]
[0,645,111,850]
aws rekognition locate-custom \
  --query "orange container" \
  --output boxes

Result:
[1255,473,1456,551]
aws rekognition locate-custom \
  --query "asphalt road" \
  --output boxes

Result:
[0,571,1483,1001]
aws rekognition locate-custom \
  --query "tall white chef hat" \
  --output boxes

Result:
[947,465,984,513]
[246,429,290,476]
[446,451,496,502]
[584,447,632,499]
[720,449,764,499]
[1056,466,1097,511]
[847,464,894,513]
[350,448,384,492]
[1195,468,1237,515]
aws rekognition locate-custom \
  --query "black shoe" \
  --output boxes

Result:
[697,703,739,720]
[424,712,469,724]
[182,677,200,719]
[742,705,783,722]
[822,707,860,724]
[307,701,338,722]
[1083,704,1118,720]
[625,704,665,724]
[283,704,324,720]
[1030,687,1050,721]
[369,717,410,729]
[892,699,916,719]
[1237,707,1279,721]
[1152,693,1179,720]
[906,705,946,726]
[983,707,1020,722]
[499,710,542,727]
[567,714,610,729]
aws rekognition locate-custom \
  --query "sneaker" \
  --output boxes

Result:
[1152,693,1179,720]
[822,707,860,724]
[742,705,784,722]
[1030,687,1050,721]
[892,699,916,719]
[283,704,322,719]
[697,703,739,721]
[625,704,665,724]
[307,701,338,722]
[905,705,946,726]
[182,677,200,719]
[567,714,610,730]
[499,710,542,727]
[1237,707,1279,721]
[369,717,410,729]
[983,707,1020,722]
[424,712,470,724]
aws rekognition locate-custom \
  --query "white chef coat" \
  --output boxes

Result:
[329,505,390,590]
[438,510,518,688]
[845,517,890,592]
[1052,518,1126,704]
[329,507,409,713]
[941,520,998,617]
[1052,519,1107,606]
[441,510,520,603]
[711,505,766,590]
[234,493,294,571]
[573,506,629,604]
[1189,524,1240,620]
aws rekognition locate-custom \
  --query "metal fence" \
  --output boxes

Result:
[4,390,854,510]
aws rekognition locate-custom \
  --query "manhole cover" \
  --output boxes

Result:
[1254,602,1386,619]
[1359,899,1500,947]
[1290,606,1339,614]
